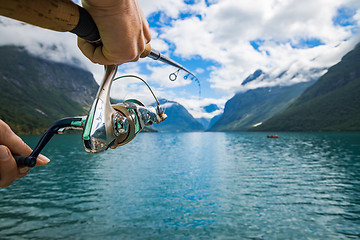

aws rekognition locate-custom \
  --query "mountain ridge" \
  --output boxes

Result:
[209,81,314,131]
[253,43,360,131]
[152,99,205,132]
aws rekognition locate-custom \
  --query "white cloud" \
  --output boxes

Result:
[160,0,360,94]
[174,97,228,119]
[147,64,192,88]
[196,68,205,74]
[139,0,187,18]
[148,29,170,53]
[354,9,360,25]
[1,0,360,118]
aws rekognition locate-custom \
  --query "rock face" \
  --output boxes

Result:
[0,46,99,134]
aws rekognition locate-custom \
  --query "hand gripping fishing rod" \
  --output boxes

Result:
[0,0,197,80]
[0,0,198,167]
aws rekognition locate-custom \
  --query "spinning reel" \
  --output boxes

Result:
[14,65,167,167]
[82,65,167,153]
[2,0,199,167]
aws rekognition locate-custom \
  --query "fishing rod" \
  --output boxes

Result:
[0,0,198,167]
[0,0,197,81]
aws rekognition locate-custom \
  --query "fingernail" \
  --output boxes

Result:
[0,145,9,161]
[19,167,30,174]
[38,154,50,163]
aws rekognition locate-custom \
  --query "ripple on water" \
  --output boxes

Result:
[1,132,360,239]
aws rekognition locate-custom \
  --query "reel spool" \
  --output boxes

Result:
[82,65,166,153]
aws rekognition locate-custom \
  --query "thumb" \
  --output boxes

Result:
[0,145,18,187]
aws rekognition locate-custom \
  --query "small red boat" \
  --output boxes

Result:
[267,134,278,138]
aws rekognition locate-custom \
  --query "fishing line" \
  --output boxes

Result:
[170,69,201,99]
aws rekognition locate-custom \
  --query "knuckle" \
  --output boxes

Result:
[103,39,147,64]
[0,119,11,132]
[127,51,140,61]
[109,51,139,64]
[130,55,140,62]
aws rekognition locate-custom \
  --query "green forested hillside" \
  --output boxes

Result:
[209,81,314,131]
[254,43,360,131]
[153,99,205,132]
[0,46,98,134]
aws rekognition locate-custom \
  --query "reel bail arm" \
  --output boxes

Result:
[82,65,167,153]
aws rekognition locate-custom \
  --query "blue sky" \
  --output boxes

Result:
[133,0,360,117]
[0,0,360,118]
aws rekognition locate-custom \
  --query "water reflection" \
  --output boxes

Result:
[0,132,359,239]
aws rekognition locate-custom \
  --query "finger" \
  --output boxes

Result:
[16,155,50,178]
[0,145,18,187]
[0,120,32,156]
[133,0,150,50]
[78,38,122,65]
[17,166,31,179]
[143,22,151,44]
[36,154,50,167]
[136,1,151,43]
[77,38,100,64]
[0,120,50,168]
[129,54,140,63]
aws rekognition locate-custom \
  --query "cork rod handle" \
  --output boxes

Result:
[0,0,79,32]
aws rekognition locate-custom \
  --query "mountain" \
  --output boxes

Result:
[208,114,222,129]
[153,99,205,132]
[0,46,98,134]
[253,43,360,132]
[196,104,221,130]
[196,117,210,130]
[241,69,263,85]
[209,81,314,131]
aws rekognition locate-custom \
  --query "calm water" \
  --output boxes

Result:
[0,132,360,239]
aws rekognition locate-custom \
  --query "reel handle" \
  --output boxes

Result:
[12,117,84,168]
[13,155,37,168]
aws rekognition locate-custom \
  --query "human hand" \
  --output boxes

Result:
[78,0,151,65]
[0,120,50,187]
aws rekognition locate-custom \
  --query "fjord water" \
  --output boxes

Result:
[1,132,359,239]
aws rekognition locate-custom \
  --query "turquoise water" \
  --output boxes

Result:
[0,132,360,239]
